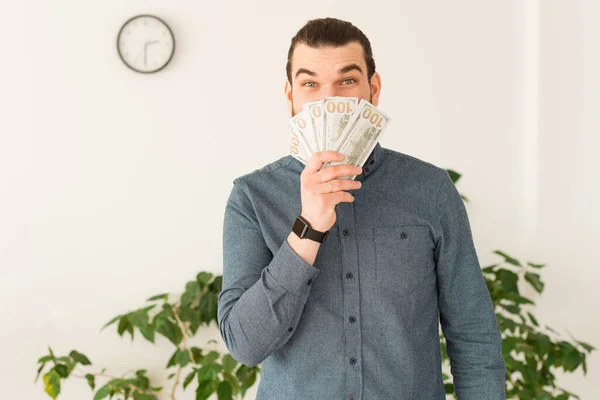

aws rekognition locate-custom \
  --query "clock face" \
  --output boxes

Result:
[117,14,175,73]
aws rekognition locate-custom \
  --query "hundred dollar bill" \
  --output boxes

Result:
[323,96,358,151]
[288,125,311,165]
[290,111,318,154]
[322,99,391,179]
[303,100,325,152]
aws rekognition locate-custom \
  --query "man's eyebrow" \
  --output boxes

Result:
[295,68,316,79]
[294,63,364,80]
[338,63,363,75]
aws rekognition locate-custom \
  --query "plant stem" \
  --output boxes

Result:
[169,365,182,400]
[171,305,197,364]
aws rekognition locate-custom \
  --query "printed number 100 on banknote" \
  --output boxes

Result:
[322,99,391,180]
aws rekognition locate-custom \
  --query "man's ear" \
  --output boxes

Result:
[284,79,293,117]
[369,72,382,107]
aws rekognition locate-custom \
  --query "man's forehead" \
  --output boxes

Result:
[291,42,366,75]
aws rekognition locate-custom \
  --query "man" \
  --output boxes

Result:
[218,17,506,399]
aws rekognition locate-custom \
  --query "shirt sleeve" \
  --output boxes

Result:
[433,170,507,399]
[217,178,321,366]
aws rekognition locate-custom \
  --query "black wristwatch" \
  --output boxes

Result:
[292,215,329,243]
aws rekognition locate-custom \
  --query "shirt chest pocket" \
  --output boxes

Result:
[373,225,434,296]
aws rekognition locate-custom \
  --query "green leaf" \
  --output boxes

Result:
[493,250,521,266]
[182,281,201,308]
[196,379,216,400]
[197,362,221,381]
[527,262,546,269]
[85,373,96,390]
[196,381,216,400]
[176,348,191,368]
[445,169,461,184]
[503,291,534,305]
[481,264,499,273]
[101,314,122,331]
[533,334,551,359]
[198,292,218,324]
[47,346,57,362]
[197,272,213,288]
[545,325,559,334]
[43,370,61,399]
[35,362,46,383]
[128,310,155,343]
[166,349,179,368]
[147,293,169,302]
[527,312,539,327]
[575,339,597,352]
[562,347,581,372]
[221,354,238,374]
[217,380,233,400]
[70,350,92,365]
[154,315,182,346]
[202,351,220,365]
[37,355,53,364]
[133,395,158,400]
[117,316,129,336]
[525,272,544,293]
[501,304,520,314]
[208,276,223,294]
[54,364,68,378]
[496,269,519,293]
[222,372,241,395]
[444,382,455,394]
[93,382,112,400]
[502,337,518,358]
[183,371,196,390]
[135,369,148,377]
[191,347,204,364]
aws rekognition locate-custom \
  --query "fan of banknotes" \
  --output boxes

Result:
[288,97,391,180]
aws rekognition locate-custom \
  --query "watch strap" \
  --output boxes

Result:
[292,215,329,243]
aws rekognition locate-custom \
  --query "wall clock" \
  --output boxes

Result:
[117,14,175,73]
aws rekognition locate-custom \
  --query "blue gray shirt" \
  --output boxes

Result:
[218,142,506,399]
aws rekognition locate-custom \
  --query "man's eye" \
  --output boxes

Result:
[303,81,317,87]
[342,78,356,84]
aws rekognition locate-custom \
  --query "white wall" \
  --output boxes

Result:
[2,0,598,398]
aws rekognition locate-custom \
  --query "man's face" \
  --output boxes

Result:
[285,41,381,117]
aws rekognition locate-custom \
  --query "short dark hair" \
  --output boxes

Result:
[286,17,376,84]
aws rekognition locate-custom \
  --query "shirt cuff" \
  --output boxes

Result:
[267,238,321,298]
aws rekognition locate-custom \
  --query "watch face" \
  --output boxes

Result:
[117,14,175,73]
[293,216,310,238]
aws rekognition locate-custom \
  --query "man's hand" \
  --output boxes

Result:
[300,151,363,232]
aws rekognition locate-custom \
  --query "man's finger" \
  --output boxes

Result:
[303,151,345,174]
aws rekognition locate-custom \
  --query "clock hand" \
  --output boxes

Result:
[144,41,160,67]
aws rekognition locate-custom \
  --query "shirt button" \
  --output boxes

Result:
[364,167,369,174]
[400,232,408,239]
[349,316,356,323]
[307,279,312,285]
[288,327,293,332]
[349,357,357,365]
[343,228,350,236]
[346,272,353,279]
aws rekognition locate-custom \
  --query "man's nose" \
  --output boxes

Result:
[321,83,341,98]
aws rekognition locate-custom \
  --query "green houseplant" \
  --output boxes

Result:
[35,169,596,400]
[35,272,260,400]
[440,170,596,399]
